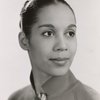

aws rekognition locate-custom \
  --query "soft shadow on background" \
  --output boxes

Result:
[0,0,100,100]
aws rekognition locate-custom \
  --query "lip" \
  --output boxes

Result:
[49,57,69,66]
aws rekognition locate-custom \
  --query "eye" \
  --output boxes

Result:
[42,31,54,37]
[65,30,76,38]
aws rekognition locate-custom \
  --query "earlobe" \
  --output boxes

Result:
[18,32,30,50]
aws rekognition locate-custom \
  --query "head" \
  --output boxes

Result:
[19,0,77,76]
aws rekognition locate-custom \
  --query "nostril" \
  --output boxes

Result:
[53,37,68,52]
[53,43,68,52]
[56,48,67,52]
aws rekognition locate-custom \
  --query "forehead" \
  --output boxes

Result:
[36,3,76,28]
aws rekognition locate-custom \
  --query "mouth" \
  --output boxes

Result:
[49,57,69,66]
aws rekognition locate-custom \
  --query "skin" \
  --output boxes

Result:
[19,3,77,85]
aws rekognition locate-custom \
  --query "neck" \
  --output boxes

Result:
[32,67,52,86]
[30,69,77,98]
[31,67,52,94]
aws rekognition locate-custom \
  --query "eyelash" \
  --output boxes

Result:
[65,30,76,38]
[42,30,54,37]
[41,30,76,38]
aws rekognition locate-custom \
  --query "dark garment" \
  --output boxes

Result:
[8,71,100,100]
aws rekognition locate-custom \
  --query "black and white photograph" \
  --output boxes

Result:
[0,0,100,100]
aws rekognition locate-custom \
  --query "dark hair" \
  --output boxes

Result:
[20,0,75,38]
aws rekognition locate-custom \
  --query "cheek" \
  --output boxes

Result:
[29,40,54,72]
[30,39,53,60]
[69,39,77,56]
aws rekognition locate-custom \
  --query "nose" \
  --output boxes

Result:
[53,35,68,52]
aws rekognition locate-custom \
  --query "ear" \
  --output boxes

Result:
[18,32,30,50]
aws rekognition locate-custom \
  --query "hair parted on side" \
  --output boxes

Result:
[20,0,75,38]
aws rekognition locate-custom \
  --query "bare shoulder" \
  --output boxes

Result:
[83,84,100,100]
[76,81,100,100]
[8,85,35,100]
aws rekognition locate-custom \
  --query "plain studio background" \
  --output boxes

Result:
[0,0,100,100]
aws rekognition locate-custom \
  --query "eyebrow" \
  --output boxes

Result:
[38,24,77,29]
[68,24,77,28]
[38,24,55,28]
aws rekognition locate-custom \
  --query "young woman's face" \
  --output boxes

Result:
[28,3,77,76]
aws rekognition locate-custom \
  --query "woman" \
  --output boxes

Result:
[9,0,100,100]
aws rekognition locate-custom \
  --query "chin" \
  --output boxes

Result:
[48,67,70,76]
